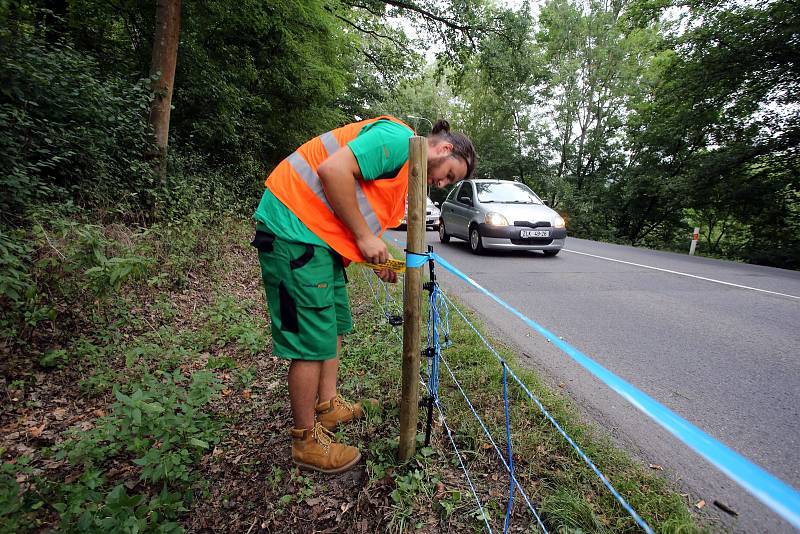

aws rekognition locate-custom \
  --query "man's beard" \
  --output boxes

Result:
[427,155,448,178]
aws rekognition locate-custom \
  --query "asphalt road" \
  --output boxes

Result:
[385,229,800,533]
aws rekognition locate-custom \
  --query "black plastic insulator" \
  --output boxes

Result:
[421,347,435,358]
[423,281,435,292]
[388,314,403,326]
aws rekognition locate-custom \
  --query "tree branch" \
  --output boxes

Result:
[329,10,413,54]
[380,0,478,32]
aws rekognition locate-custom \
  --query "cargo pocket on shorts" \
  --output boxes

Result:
[290,245,333,309]
[277,244,333,333]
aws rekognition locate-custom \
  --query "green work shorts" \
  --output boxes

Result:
[252,228,352,360]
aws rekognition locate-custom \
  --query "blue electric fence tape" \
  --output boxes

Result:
[405,249,430,269]
[427,250,800,530]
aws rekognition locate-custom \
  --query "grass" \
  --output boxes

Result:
[342,250,707,533]
[0,214,706,533]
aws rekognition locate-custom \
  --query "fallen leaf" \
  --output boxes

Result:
[481,443,492,450]
[93,409,106,417]
[78,421,94,431]
[695,500,705,509]
[305,497,322,507]
[28,422,46,438]
[558,382,565,388]
[221,388,231,397]
[15,444,34,455]
[648,464,664,471]
[242,389,252,400]
[52,408,67,420]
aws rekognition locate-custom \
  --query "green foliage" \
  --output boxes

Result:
[0,229,55,336]
[0,29,154,220]
[0,458,35,533]
[39,370,220,532]
[58,371,220,481]
[52,482,186,534]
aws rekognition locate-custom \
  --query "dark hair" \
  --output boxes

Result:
[429,119,477,180]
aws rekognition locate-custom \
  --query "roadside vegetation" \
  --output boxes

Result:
[0,0,792,531]
[1,213,706,532]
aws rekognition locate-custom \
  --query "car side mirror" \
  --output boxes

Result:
[458,196,472,206]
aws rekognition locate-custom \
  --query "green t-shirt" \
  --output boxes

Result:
[254,119,413,246]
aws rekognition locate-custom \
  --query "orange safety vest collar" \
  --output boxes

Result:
[265,116,414,263]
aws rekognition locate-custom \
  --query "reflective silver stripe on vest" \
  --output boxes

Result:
[287,152,333,212]
[355,185,382,235]
[320,131,341,157]
[286,150,383,236]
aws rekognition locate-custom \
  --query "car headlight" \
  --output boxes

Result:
[554,215,566,228]
[484,212,509,226]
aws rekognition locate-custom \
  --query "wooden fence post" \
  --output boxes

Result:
[399,136,427,461]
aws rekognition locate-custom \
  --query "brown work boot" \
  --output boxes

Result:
[316,394,378,430]
[291,422,361,474]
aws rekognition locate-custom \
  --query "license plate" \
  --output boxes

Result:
[520,229,549,238]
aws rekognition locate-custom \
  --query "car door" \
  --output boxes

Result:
[441,183,463,237]
[451,182,477,238]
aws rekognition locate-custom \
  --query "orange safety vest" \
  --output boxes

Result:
[265,116,413,263]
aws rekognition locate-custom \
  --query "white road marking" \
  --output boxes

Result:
[563,249,800,300]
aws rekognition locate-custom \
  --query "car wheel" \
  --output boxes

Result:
[469,226,484,254]
[438,220,450,243]
[543,249,560,257]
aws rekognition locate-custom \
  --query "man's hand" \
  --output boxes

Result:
[374,268,398,283]
[357,234,389,264]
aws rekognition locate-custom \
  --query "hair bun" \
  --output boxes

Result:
[431,119,450,135]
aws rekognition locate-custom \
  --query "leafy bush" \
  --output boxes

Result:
[44,370,220,532]
[0,30,154,220]
[58,370,220,481]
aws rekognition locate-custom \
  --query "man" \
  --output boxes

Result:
[253,116,475,473]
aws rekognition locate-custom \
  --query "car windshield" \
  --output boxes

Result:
[475,182,542,204]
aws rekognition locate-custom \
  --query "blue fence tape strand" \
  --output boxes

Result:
[438,291,649,533]
[428,251,800,529]
[405,249,430,269]
[438,352,549,531]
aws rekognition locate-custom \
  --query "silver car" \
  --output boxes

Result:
[438,179,567,255]
[398,196,441,230]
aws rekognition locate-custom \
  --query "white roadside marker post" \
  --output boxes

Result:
[689,227,700,256]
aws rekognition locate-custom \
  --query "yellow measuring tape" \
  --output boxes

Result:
[362,259,407,273]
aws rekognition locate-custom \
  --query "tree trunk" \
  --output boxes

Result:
[149,0,181,182]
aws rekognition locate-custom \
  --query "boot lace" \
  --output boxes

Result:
[312,422,335,452]
[333,394,355,415]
